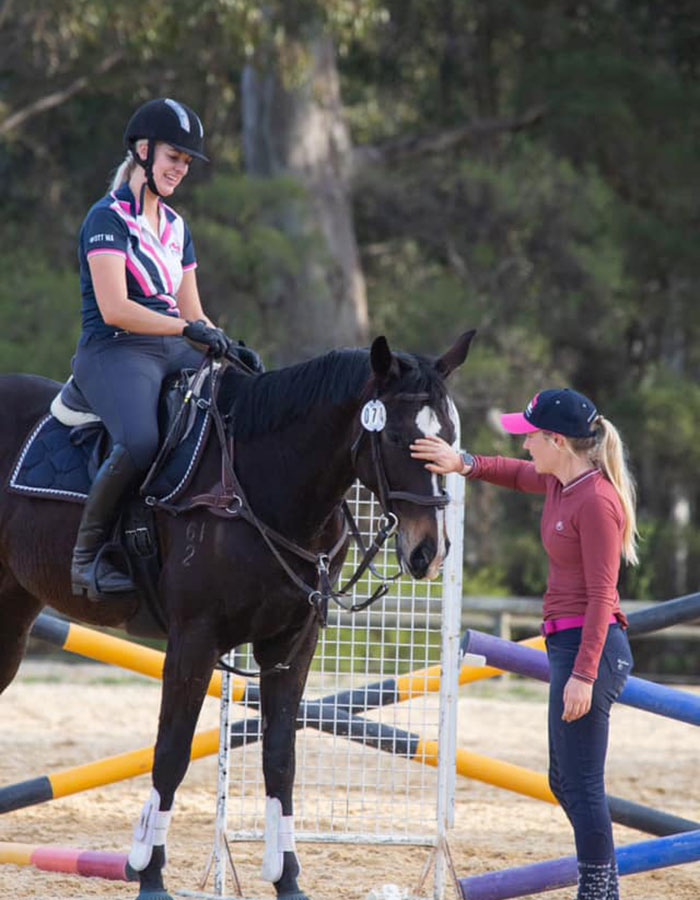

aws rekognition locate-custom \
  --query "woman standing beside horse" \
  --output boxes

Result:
[70,97,248,600]
[411,388,637,900]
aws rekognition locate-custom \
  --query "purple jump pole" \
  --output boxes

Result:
[459,828,700,900]
[461,629,700,727]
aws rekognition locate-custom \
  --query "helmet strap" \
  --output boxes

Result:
[138,182,147,217]
[144,138,162,197]
[132,138,163,199]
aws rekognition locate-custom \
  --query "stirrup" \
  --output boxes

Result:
[72,542,136,601]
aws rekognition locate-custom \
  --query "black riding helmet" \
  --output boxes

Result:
[124,98,208,198]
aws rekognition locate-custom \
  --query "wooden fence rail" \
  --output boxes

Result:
[462,596,700,642]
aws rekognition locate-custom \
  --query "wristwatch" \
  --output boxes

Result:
[460,450,475,472]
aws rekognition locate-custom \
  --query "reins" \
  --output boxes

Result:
[146,355,450,677]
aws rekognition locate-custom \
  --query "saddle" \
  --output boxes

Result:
[51,368,209,467]
[8,366,220,637]
[10,367,215,502]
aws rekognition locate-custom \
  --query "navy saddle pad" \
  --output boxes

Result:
[8,386,212,505]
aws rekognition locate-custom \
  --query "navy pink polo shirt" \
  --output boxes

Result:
[468,457,627,683]
[78,182,196,338]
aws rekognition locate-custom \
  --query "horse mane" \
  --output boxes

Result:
[220,346,447,441]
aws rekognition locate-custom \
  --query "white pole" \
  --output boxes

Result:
[214,652,233,896]
[434,462,466,898]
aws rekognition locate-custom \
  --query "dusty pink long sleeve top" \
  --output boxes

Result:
[468,455,627,683]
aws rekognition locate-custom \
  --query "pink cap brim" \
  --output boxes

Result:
[500,412,540,434]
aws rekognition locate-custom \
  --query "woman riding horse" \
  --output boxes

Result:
[0,330,473,900]
[70,97,259,601]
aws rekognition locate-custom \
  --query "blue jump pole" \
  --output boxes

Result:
[626,591,700,636]
[461,629,700,727]
[459,828,700,900]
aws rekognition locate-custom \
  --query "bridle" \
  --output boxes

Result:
[349,389,451,520]
[150,359,453,675]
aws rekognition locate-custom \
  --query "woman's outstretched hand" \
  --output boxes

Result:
[410,434,469,475]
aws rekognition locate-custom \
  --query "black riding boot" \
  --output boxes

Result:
[71,444,138,600]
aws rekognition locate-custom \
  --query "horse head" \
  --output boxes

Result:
[352,330,475,579]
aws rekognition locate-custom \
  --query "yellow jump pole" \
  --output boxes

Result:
[0,728,220,812]
[30,613,249,701]
[415,739,555,803]
[396,634,546,700]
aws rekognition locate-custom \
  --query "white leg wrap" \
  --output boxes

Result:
[261,796,298,883]
[128,787,173,872]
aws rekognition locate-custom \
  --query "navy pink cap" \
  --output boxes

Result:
[500,388,598,438]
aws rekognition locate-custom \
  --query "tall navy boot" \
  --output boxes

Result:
[71,443,138,600]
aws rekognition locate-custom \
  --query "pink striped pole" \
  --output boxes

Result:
[0,841,137,881]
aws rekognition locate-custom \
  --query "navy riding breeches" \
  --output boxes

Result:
[546,623,633,865]
[72,333,206,472]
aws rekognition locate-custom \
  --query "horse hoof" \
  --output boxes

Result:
[135,891,174,900]
[279,893,312,900]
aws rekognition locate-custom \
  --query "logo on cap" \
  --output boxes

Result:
[525,392,539,420]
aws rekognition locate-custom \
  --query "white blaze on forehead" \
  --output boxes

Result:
[447,396,461,448]
[415,405,442,437]
[414,404,449,573]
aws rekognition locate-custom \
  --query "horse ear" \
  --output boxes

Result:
[370,336,397,380]
[435,329,477,377]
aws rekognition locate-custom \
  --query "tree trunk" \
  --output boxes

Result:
[241,33,369,363]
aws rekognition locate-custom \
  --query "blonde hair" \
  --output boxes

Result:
[109,140,148,190]
[568,417,639,565]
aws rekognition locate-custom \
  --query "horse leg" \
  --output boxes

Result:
[256,618,319,900]
[0,573,41,694]
[129,621,219,900]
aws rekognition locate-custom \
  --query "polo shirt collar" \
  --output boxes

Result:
[562,467,599,493]
[114,181,162,220]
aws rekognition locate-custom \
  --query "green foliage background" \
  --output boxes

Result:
[2,0,699,603]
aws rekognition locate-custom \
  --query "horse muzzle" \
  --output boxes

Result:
[397,532,450,580]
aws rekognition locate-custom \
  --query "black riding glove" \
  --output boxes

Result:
[226,340,265,374]
[182,320,230,358]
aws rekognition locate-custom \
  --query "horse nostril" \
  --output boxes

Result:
[409,540,436,578]
[445,536,451,558]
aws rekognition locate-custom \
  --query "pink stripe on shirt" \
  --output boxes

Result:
[125,256,153,295]
[86,249,127,259]
[109,199,174,294]
[160,216,172,247]
[156,293,178,311]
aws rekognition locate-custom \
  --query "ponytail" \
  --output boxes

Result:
[592,417,639,565]
[110,152,135,190]
[109,140,147,191]
[568,416,639,565]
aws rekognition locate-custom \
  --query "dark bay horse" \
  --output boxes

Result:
[0,331,474,900]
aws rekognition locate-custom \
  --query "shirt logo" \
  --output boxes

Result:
[168,241,182,254]
[89,233,115,243]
